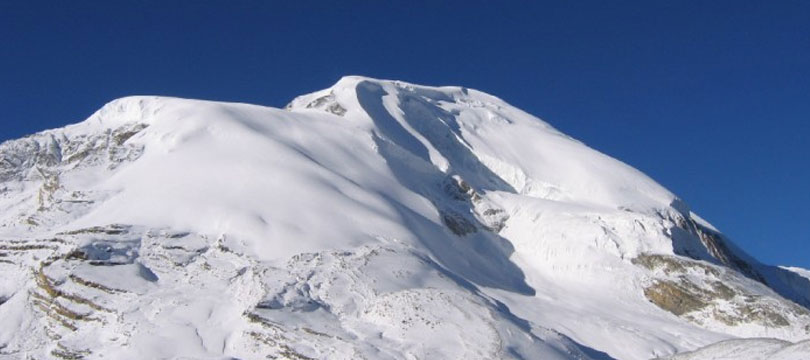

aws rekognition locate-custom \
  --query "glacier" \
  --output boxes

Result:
[0,76,808,359]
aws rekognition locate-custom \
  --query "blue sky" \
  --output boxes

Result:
[1,1,808,268]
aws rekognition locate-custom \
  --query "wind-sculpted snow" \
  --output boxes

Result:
[0,76,808,359]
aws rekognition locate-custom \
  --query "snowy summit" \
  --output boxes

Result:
[0,76,808,360]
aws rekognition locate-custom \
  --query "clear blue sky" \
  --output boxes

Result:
[1,1,808,268]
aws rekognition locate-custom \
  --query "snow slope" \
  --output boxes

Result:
[784,267,810,282]
[660,338,810,360]
[0,76,808,359]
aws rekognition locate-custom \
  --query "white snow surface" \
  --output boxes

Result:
[660,338,810,360]
[784,267,810,281]
[0,76,808,359]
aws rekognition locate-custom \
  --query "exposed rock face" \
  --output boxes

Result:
[643,281,712,316]
[0,122,149,229]
[664,209,810,310]
[634,254,810,331]
[286,91,347,116]
[0,122,148,183]
[441,175,510,235]
[440,210,478,236]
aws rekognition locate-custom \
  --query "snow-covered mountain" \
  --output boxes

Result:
[0,76,808,360]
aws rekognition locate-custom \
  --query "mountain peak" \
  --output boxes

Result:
[1,79,809,360]
[287,76,476,116]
